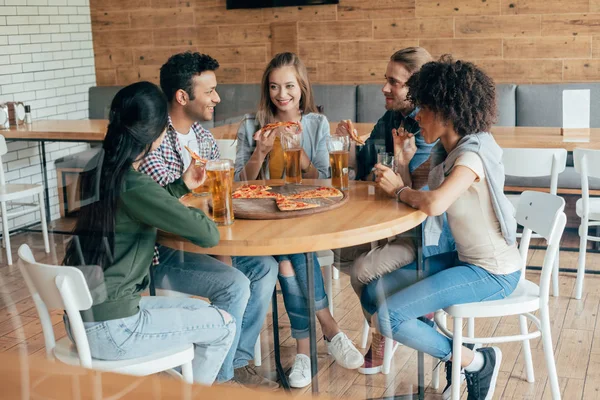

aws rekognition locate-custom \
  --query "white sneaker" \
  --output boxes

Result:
[326,332,364,370]
[288,354,311,388]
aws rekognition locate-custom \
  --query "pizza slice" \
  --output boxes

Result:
[253,121,303,139]
[288,186,343,199]
[343,120,365,145]
[276,197,320,212]
[183,145,208,164]
[232,184,273,198]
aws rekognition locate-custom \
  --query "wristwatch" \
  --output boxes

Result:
[394,185,409,203]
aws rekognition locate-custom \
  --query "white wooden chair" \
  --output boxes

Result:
[434,191,565,400]
[216,139,237,161]
[502,148,567,297]
[574,148,600,300]
[17,244,195,383]
[0,135,50,265]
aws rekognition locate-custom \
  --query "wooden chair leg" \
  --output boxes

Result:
[540,306,560,399]
[575,219,589,300]
[361,318,369,349]
[1,201,11,265]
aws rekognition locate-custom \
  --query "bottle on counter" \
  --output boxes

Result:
[24,105,32,124]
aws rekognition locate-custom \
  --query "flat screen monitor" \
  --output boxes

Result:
[227,0,339,10]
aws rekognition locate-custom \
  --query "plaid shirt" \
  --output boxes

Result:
[138,117,221,265]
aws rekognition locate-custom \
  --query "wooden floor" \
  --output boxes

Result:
[1,227,600,399]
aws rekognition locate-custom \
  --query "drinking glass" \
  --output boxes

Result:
[377,152,395,171]
[327,135,350,190]
[280,130,303,184]
[206,159,234,226]
[192,139,213,196]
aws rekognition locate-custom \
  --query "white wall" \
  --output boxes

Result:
[0,0,96,227]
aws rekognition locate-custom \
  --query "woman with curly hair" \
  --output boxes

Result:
[361,56,522,400]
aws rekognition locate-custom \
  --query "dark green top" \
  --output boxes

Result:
[81,169,219,322]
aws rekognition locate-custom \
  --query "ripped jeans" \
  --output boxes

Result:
[360,251,521,361]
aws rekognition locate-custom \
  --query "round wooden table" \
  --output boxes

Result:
[158,179,427,256]
[157,179,426,395]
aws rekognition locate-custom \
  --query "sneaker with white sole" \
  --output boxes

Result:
[326,332,364,370]
[442,343,475,400]
[288,354,312,388]
[465,347,502,400]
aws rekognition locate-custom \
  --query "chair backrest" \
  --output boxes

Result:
[18,244,95,368]
[574,149,600,214]
[515,191,567,302]
[502,148,567,194]
[216,139,237,162]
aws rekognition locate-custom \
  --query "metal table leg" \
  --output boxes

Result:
[38,141,51,223]
[305,252,319,393]
[271,288,290,391]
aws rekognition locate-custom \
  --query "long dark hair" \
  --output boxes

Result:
[64,81,168,269]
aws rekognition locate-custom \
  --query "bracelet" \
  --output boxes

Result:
[394,186,409,203]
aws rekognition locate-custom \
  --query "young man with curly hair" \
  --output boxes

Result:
[138,52,279,390]
[365,56,522,400]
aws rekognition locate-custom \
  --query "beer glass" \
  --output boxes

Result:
[280,130,303,184]
[206,159,234,226]
[220,158,235,189]
[327,135,350,190]
[192,139,212,196]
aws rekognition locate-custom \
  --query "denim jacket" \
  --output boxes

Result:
[234,113,331,181]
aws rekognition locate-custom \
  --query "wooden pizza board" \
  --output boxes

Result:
[221,184,349,220]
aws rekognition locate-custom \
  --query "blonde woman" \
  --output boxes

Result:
[234,53,363,388]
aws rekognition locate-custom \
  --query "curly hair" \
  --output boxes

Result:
[160,52,219,103]
[406,55,496,137]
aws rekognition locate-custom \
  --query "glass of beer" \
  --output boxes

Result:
[191,139,212,196]
[327,135,350,190]
[280,130,303,184]
[206,159,234,226]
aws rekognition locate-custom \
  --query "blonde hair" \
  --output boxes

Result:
[390,47,433,74]
[256,52,318,127]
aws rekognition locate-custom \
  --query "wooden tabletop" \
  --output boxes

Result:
[4,119,597,151]
[0,350,318,399]
[2,119,107,142]
[157,179,427,257]
[490,126,600,151]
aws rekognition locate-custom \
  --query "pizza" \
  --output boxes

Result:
[232,184,276,199]
[288,186,343,199]
[343,119,365,145]
[183,145,207,164]
[253,121,302,139]
[276,197,320,212]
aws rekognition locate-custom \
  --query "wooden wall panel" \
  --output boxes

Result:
[90,0,600,85]
[501,0,589,15]
[420,38,502,59]
[337,0,415,20]
[503,37,592,59]
[415,0,501,17]
[373,18,454,39]
[455,15,540,38]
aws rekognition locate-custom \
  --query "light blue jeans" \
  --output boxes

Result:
[275,253,329,339]
[70,296,235,385]
[154,245,278,382]
[361,251,521,361]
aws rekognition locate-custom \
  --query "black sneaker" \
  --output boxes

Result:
[442,343,475,400]
[465,347,502,400]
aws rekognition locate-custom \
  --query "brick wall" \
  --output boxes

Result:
[0,0,96,227]
[92,0,600,86]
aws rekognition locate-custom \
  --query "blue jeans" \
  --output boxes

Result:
[361,251,521,361]
[276,253,329,339]
[155,245,278,382]
[70,296,235,385]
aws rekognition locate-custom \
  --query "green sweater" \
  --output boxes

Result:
[81,169,219,322]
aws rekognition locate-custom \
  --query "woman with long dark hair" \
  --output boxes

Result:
[63,81,235,385]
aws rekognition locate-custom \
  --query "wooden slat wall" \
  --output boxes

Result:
[90,0,600,86]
